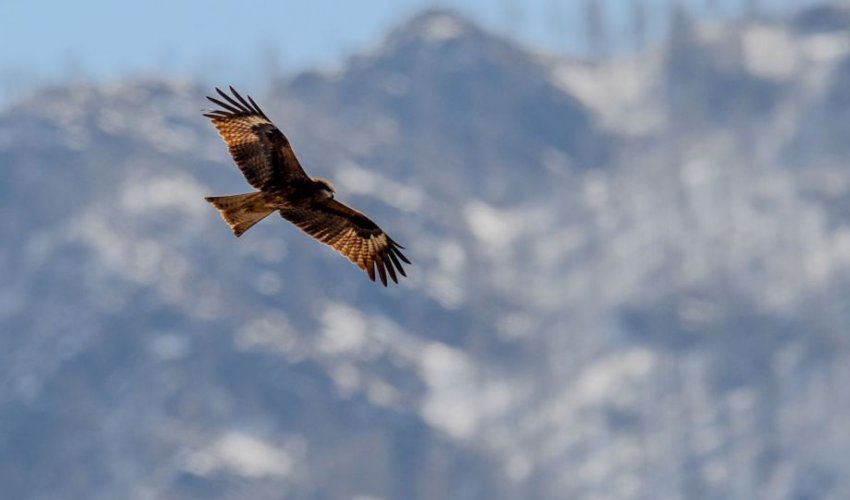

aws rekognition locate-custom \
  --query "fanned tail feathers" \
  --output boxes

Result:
[205,192,273,237]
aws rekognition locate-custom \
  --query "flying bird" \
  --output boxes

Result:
[203,87,409,286]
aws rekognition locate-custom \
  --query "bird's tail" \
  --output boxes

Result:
[205,192,274,237]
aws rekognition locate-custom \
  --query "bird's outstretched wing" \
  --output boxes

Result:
[280,199,410,286]
[204,86,308,191]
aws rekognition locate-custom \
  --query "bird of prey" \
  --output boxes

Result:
[203,87,409,286]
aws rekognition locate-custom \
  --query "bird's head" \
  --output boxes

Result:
[312,177,336,199]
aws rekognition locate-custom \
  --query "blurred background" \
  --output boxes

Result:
[2,0,850,499]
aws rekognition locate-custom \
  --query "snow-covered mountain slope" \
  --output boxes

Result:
[2,6,850,500]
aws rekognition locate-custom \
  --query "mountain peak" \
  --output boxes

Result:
[400,9,475,43]
[383,8,488,50]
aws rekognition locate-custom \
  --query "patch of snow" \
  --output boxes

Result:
[573,348,657,407]
[422,240,467,308]
[464,201,522,250]
[235,312,300,359]
[742,26,799,80]
[496,312,536,340]
[551,53,664,135]
[330,363,361,396]
[319,303,368,356]
[426,274,465,309]
[120,174,209,215]
[73,212,164,286]
[802,32,850,63]
[366,378,400,407]
[535,227,586,268]
[582,170,610,210]
[184,432,294,479]
[255,271,283,295]
[419,14,465,42]
[336,161,425,212]
[437,241,465,274]
[506,454,532,482]
[419,342,478,439]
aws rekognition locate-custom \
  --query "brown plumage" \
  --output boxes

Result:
[204,86,409,286]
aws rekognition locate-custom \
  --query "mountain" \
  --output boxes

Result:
[2,6,850,500]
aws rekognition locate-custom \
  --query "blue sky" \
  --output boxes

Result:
[0,0,815,100]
